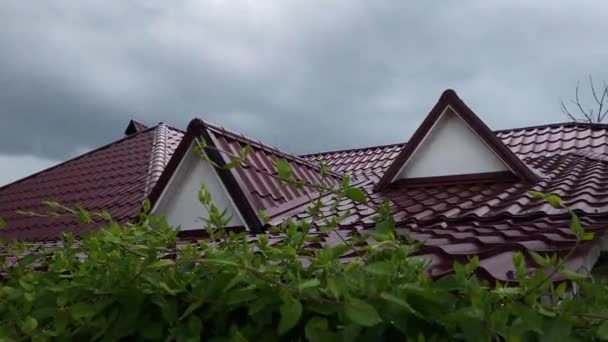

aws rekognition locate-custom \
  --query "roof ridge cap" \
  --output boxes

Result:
[143,124,171,196]
[494,121,608,134]
[0,124,161,193]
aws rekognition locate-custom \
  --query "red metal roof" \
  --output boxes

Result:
[279,152,608,225]
[0,124,183,241]
[295,123,608,282]
[204,121,340,211]
[3,94,608,282]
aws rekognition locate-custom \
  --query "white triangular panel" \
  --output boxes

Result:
[152,143,246,230]
[395,107,511,180]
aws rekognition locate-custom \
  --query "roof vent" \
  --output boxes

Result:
[124,119,149,135]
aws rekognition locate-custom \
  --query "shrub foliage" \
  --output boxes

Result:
[1,144,608,341]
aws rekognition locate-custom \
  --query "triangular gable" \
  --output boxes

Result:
[375,89,538,191]
[148,118,342,235]
[148,119,264,233]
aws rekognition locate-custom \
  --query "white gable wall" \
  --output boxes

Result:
[395,107,510,180]
[152,143,247,230]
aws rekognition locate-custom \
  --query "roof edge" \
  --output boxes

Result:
[0,124,162,193]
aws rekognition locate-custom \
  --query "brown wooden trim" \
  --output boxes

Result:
[200,121,265,233]
[375,89,539,191]
[387,171,518,188]
[177,226,246,240]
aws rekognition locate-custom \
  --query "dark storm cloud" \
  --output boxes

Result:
[2,0,608,164]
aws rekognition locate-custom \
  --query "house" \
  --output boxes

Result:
[2,89,608,283]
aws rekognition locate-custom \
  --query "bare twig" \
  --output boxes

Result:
[561,76,608,123]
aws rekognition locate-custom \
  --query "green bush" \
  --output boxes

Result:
[1,148,608,341]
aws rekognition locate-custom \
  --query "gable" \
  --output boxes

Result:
[152,142,247,231]
[375,89,538,190]
[395,106,510,179]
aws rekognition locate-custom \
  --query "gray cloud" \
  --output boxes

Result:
[1,0,608,168]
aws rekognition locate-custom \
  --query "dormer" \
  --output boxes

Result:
[375,89,538,191]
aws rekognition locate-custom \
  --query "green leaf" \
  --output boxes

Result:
[177,315,203,342]
[298,279,320,290]
[71,302,96,319]
[274,158,292,179]
[21,316,37,334]
[528,251,551,267]
[98,210,113,221]
[560,269,588,281]
[198,184,212,205]
[278,299,302,335]
[541,318,571,341]
[554,282,567,297]
[142,198,151,213]
[340,176,351,189]
[76,207,92,224]
[597,322,608,340]
[375,219,393,234]
[42,200,62,209]
[305,317,334,342]
[231,330,249,342]
[319,162,330,176]
[0,216,5,230]
[545,194,563,208]
[345,188,367,204]
[364,262,393,276]
[344,298,382,327]
[528,191,545,199]
[380,292,419,316]
[570,212,583,233]
[491,286,521,298]
[138,317,164,340]
[180,299,204,320]
[582,231,595,241]
[148,259,176,269]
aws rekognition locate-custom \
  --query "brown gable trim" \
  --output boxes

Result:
[177,226,246,240]
[375,89,539,191]
[147,118,264,233]
[387,171,518,188]
[200,120,265,233]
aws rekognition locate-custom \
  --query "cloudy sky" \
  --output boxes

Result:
[1,0,607,186]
